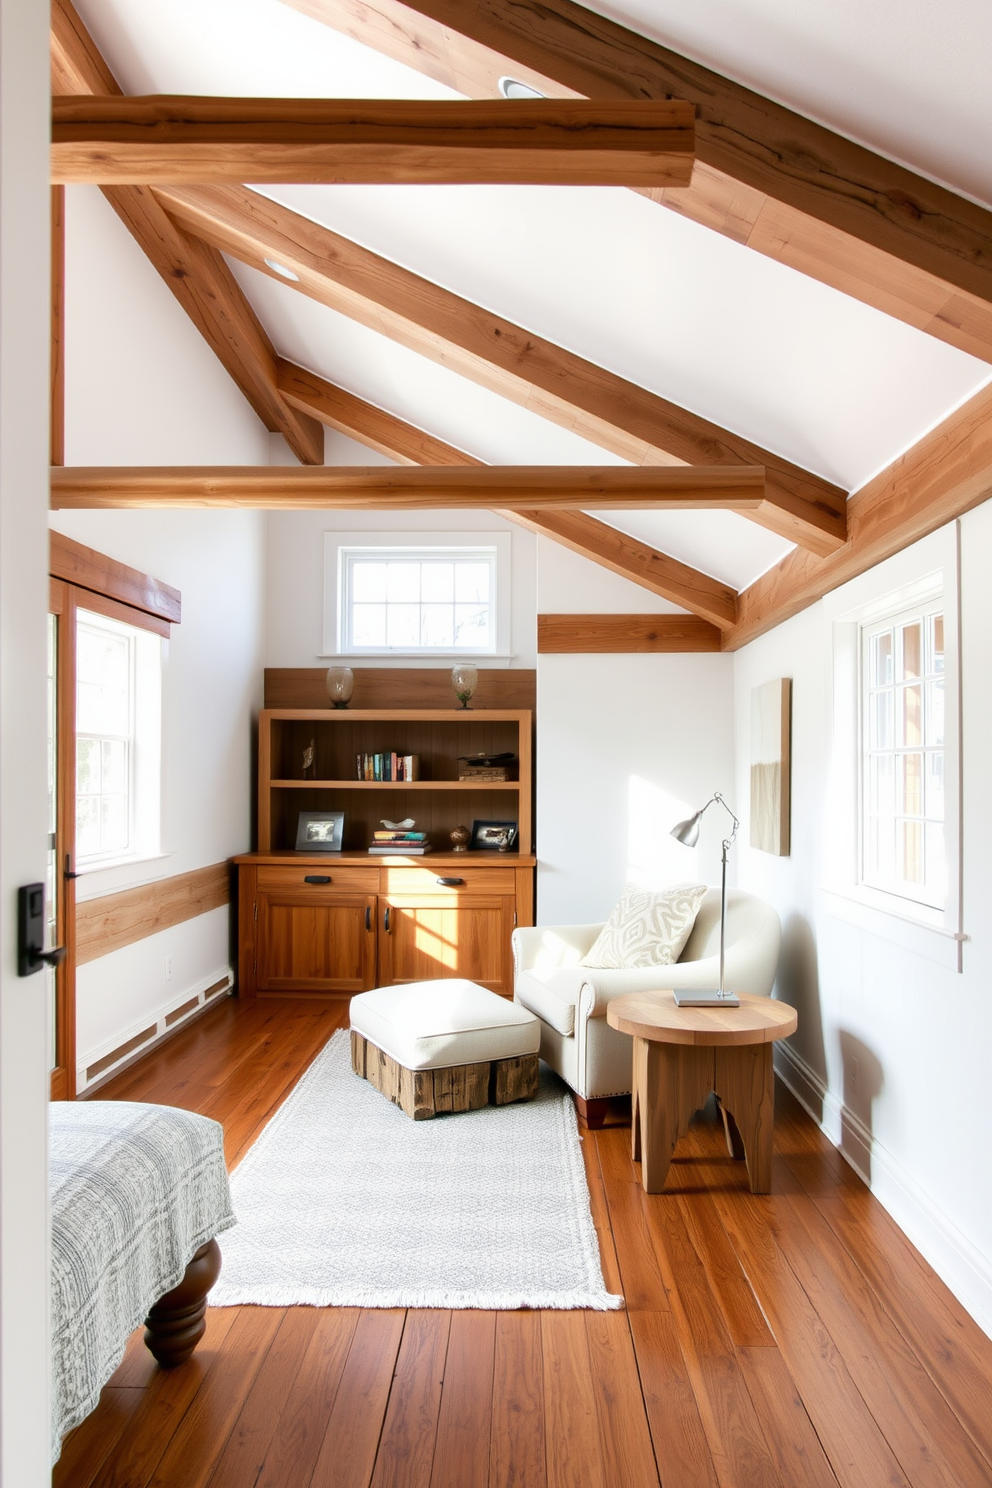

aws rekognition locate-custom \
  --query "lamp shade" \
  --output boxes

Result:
[670,811,702,846]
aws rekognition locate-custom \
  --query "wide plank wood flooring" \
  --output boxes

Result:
[55,995,992,1488]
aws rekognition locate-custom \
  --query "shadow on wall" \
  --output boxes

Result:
[777,912,828,1119]
[838,1029,884,1185]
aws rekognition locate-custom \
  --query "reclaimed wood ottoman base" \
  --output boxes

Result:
[351,1030,539,1120]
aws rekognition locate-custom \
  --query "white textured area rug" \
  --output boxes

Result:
[211,1030,622,1311]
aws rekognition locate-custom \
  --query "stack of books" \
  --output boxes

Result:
[356,753,420,782]
[368,830,432,855]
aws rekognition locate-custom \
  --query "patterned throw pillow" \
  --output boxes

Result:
[580,883,708,969]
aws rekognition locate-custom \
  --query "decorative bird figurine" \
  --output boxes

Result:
[301,740,315,779]
[380,818,415,831]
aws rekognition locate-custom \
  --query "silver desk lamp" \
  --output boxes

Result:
[670,791,740,1008]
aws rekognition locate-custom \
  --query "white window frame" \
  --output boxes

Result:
[75,608,163,881]
[323,531,512,658]
[859,595,945,911]
[822,524,963,969]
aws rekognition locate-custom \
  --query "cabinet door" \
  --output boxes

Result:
[377,892,516,996]
[256,888,377,994]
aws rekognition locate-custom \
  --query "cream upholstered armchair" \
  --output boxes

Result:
[512,888,781,1126]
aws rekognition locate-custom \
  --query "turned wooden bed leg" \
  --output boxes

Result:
[143,1237,222,1368]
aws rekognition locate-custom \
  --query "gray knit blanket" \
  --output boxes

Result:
[50,1101,236,1463]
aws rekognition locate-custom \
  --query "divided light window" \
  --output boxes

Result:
[861,599,944,910]
[341,545,496,654]
[76,610,136,865]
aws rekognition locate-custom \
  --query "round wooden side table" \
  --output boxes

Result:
[607,991,798,1194]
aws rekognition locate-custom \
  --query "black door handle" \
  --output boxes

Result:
[17,883,67,977]
[436,877,464,886]
[384,905,391,933]
[304,875,331,884]
[365,905,371,931]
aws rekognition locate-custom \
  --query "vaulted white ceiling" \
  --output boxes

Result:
[69,0,992,592]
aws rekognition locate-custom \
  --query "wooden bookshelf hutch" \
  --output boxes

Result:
[235,708,535,999]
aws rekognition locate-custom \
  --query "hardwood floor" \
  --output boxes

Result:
[55,994,992,1488]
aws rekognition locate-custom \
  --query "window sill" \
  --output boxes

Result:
[320,652,514,662]
[74,852,174,901]
[819,885,966,971]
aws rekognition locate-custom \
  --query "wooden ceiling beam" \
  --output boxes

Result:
[50,1,325,465]
[275,358,483,467]
[538,614,721,652]
[52,95,694,187]
[50,463,767,512]
[724,381,992,650]
[284,0,992,364]
[509,508,737,629]
[277,359,738,627]
[153,183,847,555]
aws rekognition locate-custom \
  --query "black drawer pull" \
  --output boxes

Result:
[304,874,331,885]
[436,876,465,886]
[365,905,371,931]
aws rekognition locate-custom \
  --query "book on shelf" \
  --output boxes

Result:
[372,830,426,842]
[368,843,433,855]
[355,753,420,782]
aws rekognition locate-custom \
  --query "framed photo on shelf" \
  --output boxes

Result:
[296,810,345,852]
[470,819,518,852]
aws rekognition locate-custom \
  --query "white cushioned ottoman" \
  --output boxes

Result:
[350,979,541,1119]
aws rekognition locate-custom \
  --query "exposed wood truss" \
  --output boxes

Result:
[511,507,737,629]
[538,614,721,652]
[276,361,738,628]
[52,95,694,187]
[275,359,483,467]
[50,1,324,465]
[285,0,992,364]
[153,183,848,554]
[51,463,768,512]
[726,380,992,649]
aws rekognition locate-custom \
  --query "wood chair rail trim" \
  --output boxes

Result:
[75,861,230,965]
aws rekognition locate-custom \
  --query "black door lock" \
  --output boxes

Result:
[17,882,67,977]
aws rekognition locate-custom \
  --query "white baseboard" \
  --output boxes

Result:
[775,1042,992,1342]
[76,966,234,1094]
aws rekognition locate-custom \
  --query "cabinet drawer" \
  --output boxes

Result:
[256,865,379,894]
[380,866,515,897]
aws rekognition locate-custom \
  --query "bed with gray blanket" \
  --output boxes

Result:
[50,1101,236,1463]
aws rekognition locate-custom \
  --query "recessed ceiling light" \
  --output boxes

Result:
[497,77,546,100]
[264,257,300,281]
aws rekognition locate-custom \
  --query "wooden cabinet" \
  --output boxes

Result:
[237,857,533,999]
[237,707,535,999]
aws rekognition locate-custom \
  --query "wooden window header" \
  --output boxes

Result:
[49,530,181,627]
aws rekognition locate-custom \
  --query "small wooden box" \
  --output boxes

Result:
[457,763,516,782]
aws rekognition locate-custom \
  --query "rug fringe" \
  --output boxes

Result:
[211,1287,625,1311]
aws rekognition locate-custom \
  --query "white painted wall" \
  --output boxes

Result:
[535,538,735,923]
[733,500,992,1336]
[56,182,270,1086]
[0,0,53,1477]
[64,186,269,464]
[265,430,537,670]
[50,509,266,1085]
